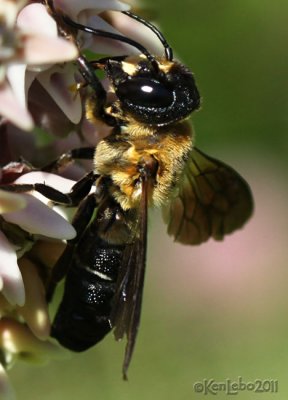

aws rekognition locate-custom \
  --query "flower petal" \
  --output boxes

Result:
[17,258,50,340]
[0,231,25,306]
[27,77,75,137]
[11,172,78,239]
[83,15,138,55]
[54,0,130,19]
[22,35,78,64]
[107,11,165,57]
[0,318,67,364]
[17,4,78,64]
[0,190,26,214]
[37,65,82,124]
[17,3,57,37]
[0,81,33,130]
[15,171,76,193]
[6,63,26,108]
[3,194,76,240]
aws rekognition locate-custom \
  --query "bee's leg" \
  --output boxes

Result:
[89,55,127,68]
[77,55,106,101]
[0,183,73,204]
[0,171,98,206]
[77,55,118,127]
[63,171,98,205]
[42,147,95,173]
[46,193,97,301]
[35,170,98,206]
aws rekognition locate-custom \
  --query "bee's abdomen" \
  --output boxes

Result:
[51,242,124,352]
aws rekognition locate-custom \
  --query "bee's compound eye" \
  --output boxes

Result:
[116,78,174,108]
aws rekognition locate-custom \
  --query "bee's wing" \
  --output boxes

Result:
[110,179,148,380]
[163,147,254,245]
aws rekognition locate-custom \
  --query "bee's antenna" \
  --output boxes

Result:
[122,11,173,61]
[62,16,160,72]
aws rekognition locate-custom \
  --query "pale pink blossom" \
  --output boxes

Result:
[0,171,77,308]
[0,230,24,307]
[33,0,134,130]
[0,168,78,397]
[0,1,78,130]
[0,189,26,214]
[0,317,67,363]
[16,258,51,340]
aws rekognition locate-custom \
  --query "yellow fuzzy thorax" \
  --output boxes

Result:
[94,120,193,210]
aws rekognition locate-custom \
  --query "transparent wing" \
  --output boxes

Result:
[110,179,148,380]
[163,147,254,245]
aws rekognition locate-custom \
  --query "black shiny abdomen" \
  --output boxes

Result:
[51,235,125,352]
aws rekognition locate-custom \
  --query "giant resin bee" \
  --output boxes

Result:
[2,4,253,379]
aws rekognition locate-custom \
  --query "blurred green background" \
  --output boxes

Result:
[11,0,288,398]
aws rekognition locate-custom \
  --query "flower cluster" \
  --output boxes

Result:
[0,0,161,397]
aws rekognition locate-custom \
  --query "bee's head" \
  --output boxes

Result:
[105,56,200,126]
[61,10,200,126]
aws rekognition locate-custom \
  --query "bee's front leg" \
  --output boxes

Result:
[0,170,98,207]
[77,55,118,127]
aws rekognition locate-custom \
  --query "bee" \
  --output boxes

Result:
[4,4,253,379]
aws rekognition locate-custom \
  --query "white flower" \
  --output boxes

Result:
[0,1,78,130]
[35,0,132,130]
[0,171,77,307]
[0,317,66,363]
[0,169,77,398]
